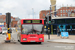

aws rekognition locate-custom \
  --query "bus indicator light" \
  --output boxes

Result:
[28,41,30,42]
[43,35,44,37]
[21,35,23,37]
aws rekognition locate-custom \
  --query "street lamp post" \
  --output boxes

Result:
[50,0,56,11]
[50,0,56,17]
[46,0,56,40]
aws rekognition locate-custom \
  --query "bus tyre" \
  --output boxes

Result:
[20,42,23,44]
[38,42,41,44]
[17,36,20,42]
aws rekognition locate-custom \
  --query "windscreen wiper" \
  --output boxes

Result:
[27,30,33,35]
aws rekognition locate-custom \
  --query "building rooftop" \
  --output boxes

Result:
[52,17,75,19]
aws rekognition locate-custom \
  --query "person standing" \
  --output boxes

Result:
[57,26,60,36]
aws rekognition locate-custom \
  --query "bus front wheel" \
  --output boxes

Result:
[38,42,41,44]
[20,42,23,44]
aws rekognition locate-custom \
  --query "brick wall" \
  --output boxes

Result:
[11,21,17,27]
[39,10,50,19]
[0,15,18,27]
[39,7,75,19]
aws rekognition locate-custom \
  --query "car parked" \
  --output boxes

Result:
[2,27,7,35]
[0,27,2,34]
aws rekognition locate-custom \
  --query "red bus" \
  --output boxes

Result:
[17,19,44,44]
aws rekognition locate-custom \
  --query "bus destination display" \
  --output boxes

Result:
[23,20,42,23]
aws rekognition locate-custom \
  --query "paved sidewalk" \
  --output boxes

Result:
[44,35,75,40]
[44,35,75,44]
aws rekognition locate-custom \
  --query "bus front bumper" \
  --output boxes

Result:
[20,38,44,42]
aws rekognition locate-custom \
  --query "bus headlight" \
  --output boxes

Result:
[23,38,27,40]
[39,38,42,40]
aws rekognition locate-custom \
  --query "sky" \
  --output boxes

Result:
[0,0,75,19]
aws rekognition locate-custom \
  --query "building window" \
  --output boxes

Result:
[71,9,73,11]
[74,9,75,12]
[61,14,62,17]
[43,14,45,16]
[14,24,17,27]
[48,11,49,13]
[60,10,62,13]
[67,7,69,9]
[72,13,74,16]
[68,10,70,12]
[63,10,65,13]
[66,10,67,13]
[63,14,65,17]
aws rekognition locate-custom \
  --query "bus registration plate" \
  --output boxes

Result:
[30,41,35,42]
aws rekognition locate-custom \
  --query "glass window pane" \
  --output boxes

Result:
[72,19,75,23]
[66,19,72,23]
[57,19,65,24]
[22,24,44,34]
[22,24,32,34]
[63,10,65,13]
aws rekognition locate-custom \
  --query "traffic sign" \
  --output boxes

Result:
[61,32,69,37]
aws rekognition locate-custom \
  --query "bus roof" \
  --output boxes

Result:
[20,19,44,25]
[21,19,44,20]
[52,17,75,19]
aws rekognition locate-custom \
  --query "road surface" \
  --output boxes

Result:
[0,30,75,50]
